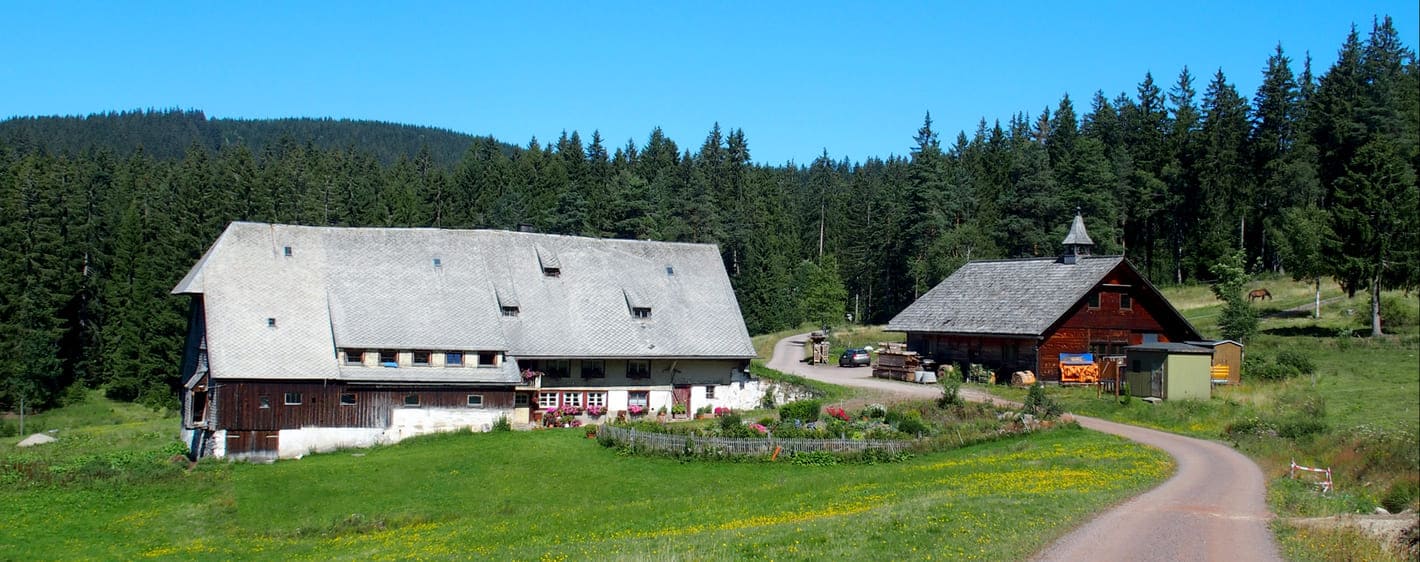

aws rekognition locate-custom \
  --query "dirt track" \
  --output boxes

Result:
[767,333,1282,561]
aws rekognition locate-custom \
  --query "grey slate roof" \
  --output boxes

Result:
[886,256,1125,336]
[1125,342,1213,354]
[174,223,756,381]
[1062,213,1094,246]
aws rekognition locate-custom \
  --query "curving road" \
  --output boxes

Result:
[767,334,1281,562]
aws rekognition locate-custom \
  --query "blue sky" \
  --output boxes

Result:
[3,1,1415,165]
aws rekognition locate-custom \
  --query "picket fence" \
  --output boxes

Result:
[597,424,916,456]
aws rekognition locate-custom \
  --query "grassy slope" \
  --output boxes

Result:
[1,392,1172,560]
[982,278,1419,559]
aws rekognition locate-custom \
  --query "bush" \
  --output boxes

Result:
[885,407,929,436]
[718,413,743,433]
[779,400,822,423]
[937,378,962,408]
[1380,477,1419,513]
[1274,350,1315,376]
[1362,293,1419,330]
[1023,384,1062,419]
[491,416,511,432]
[1243,353,1299,381]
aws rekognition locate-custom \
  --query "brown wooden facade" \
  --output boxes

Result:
[907,263,1198,382]
[214,380,517,431]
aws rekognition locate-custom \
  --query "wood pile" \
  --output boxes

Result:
[1010,370,1037,386]
[872,342,921,382]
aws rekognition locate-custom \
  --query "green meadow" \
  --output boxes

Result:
[2,393,1170,560]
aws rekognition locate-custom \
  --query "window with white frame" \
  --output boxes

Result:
[562,392,583,408]
[445,351,464,366]
[467,394,483,407]
[627,391,649,409]
[284,392,302,405]
[587,392,607,408]
[538,392,559,409]
[340,393,356,406]
[705,385,716,399]
[404,393,420,407]
[343,349,365,365]
[412,350,431,366]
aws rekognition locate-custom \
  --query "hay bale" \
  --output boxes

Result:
[1011,370,1037,386]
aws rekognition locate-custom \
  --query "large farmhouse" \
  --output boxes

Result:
[887,215,1200,382]
[174,223,757,460]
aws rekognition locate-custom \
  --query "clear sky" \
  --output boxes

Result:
[2,1,1415,165]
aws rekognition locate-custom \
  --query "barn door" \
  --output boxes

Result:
[672,386,691,418]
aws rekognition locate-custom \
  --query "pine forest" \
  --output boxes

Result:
[1,19,1416,410]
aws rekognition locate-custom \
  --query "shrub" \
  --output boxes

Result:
[779,399,822,423]
[860,403,887,419]
[491,416,511,432]
[1023,384,1062,419]
[1380,477,1419,513]
[718,413,743,433]
[1274,350,1315,376]
[886,408,929,436]
[1362,293,1418,330]
[937,377,962,408]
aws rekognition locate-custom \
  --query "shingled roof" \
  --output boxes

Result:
[174,223,756,381]
[886,256,1126,336]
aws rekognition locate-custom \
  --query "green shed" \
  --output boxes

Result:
[1123,342,1213,401]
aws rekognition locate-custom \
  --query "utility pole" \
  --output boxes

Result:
[854,294,860,325]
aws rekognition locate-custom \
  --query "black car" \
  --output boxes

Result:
[839,348,870,367]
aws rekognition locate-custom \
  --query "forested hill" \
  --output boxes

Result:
[0,17,1415,412]
[0,109,515,167]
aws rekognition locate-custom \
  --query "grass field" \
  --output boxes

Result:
[979,277,1419,559]
[1,395,1171,560]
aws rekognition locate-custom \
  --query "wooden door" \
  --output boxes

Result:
[672,386,691,418]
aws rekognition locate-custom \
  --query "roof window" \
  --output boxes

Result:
[666,265,675,276]
[283,246,292,257]
[633,307,652,319]
[537,246,562,277]
[433,258,442,268]
[501,306,520,317]
[266,317,277,328]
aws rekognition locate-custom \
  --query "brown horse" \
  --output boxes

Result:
[1247,288,1272,302]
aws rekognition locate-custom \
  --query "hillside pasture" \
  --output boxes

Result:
[1,395,1171,560]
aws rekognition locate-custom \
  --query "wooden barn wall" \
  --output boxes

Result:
[1037,283,1188,381]
[215,381,516,431]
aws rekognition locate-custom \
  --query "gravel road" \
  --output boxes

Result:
[767,333,1282,561]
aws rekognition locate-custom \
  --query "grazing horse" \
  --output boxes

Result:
[1247,288,1272,302]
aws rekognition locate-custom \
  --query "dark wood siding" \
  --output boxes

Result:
[215,381,516,431]
[906,262,1195,382]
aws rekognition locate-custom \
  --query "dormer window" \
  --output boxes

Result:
[633,307,652,319]
[537,246,562,277]
[379,350,398,367]
[412,350,431,366]
[501,306,520,317]
[344,349,365,365]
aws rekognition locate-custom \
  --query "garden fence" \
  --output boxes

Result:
[597,425,916,457]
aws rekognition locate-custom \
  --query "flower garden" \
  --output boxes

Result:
[596,397,1076,464]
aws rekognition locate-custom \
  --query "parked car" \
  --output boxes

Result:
[839,348,870,367]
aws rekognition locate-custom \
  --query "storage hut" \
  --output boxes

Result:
[1185,340,1244,384]
[1123,342,1213,401]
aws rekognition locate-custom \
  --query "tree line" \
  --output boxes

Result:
[1,17,1414,410]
